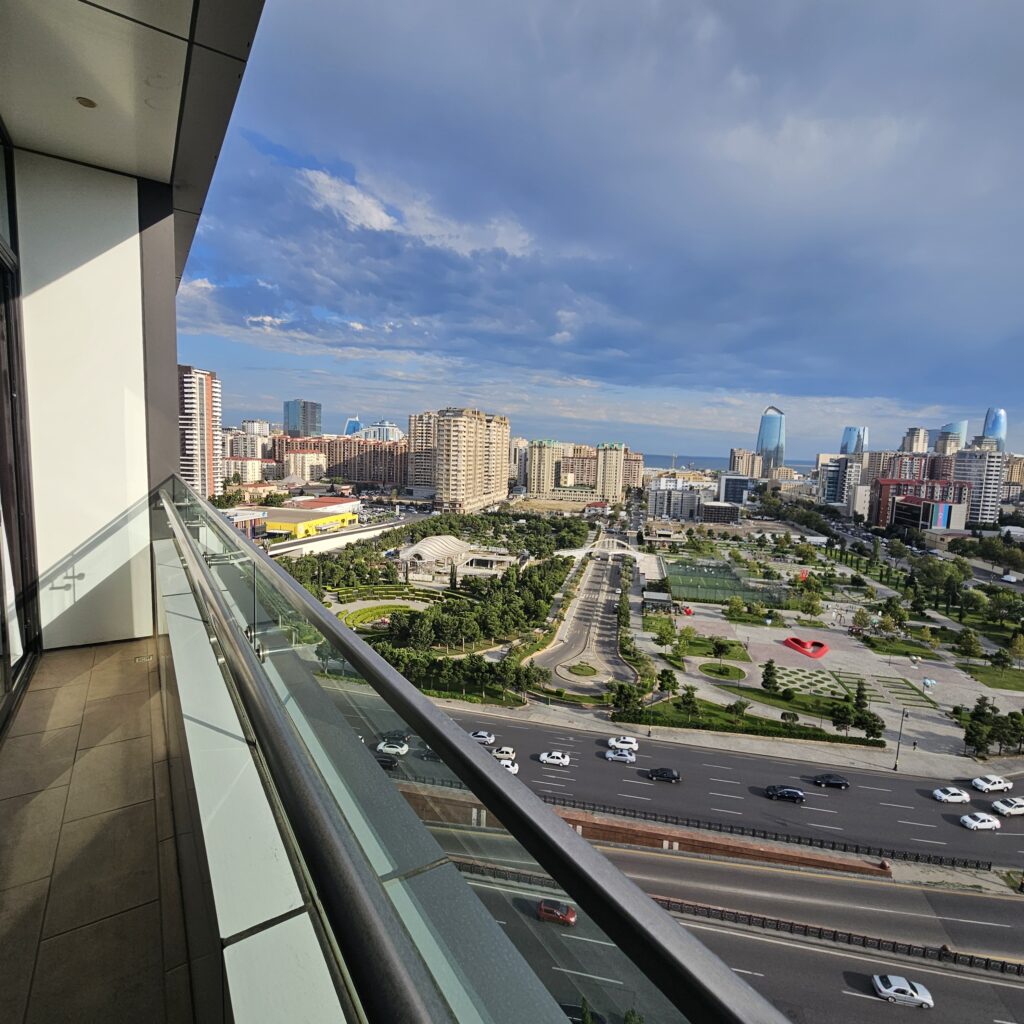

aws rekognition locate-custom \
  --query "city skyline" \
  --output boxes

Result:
[178,3,1024,457]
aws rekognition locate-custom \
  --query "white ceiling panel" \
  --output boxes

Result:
[0,0,187,181]
[88,1,194,39]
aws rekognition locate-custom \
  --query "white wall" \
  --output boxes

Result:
[15,150,153,648]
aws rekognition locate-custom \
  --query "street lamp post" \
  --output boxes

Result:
[893,709,910,771]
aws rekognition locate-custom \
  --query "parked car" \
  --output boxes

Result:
[812,773,850,789]
[607,736,639,751]
[606,749,637,764]
[492,746,517,761]
[381,729,411,743]
[960,812,1001,831]
[537,899,577,926]
[418,747,441,762]
[932,787,970,804]
[765,785,805,803]
[470,730,495,745]
[647,767,681,783]
[374,754,398,771]
[539,751,570,766]
[497,759,519,775]
[992,797,1024,817]
[971,775,1013,793]
[871,975,934,1008]
[376,740,409,756]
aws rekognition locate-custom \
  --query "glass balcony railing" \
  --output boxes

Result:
[154,476,788,1024]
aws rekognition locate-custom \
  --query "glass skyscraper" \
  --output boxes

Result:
[939,419,968,448]
[982,407,1007,451]
[283,398,322,437]
[755,405,786,473]
[839,425,868,456]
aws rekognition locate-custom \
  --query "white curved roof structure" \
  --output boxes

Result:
[400,535,474,562]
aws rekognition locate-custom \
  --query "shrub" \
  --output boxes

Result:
[780,687,796,702]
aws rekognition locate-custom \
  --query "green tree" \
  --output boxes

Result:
[852,607,872,630]
[449,564,458,591]
[955,628,984,664]
[853,680,868,713]
[675,684,701,724]
[579,998,594,1024]
[1009,634,1024,669]
[726,595,745,618]
[919,626,939,650]
[726,699,751,719]
[800,594,823,618]
[964,719,991,756]
[610,682,644,715]
[854,709,885,740]
[657,668,679,695]
[710,636,731,665]
[831,701,855,734]
[989,648,1013,675]
[761,658,780,694]
[623,1010,645,1024]
[780,710,799,728]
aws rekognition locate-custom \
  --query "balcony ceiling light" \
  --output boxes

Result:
[75,96,97,108]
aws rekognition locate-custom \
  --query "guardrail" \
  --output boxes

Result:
[538,796,993,871]
[452,858,1024,978]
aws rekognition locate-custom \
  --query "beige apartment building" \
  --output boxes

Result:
[729,447,764,478]
[408,410,438,494]
[431,408,510,513]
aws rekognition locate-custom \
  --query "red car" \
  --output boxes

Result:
[682,606,694,616]
[537,899,577,926]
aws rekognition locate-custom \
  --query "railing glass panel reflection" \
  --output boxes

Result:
[157,476,788,1024]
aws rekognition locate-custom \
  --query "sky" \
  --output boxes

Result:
[178,1,1024,459]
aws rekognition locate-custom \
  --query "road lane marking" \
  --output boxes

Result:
[709,778,742,785]
[711,807,743,815]
[801,806,837,813]
[538,780,567,786]
[841,991,877,1001]
[561,935,615,947]
[540,789,573,796]
[858,785,891,792]
[622,779,655,786]
[880,802,915,809]
[703,764,735,770]
[709,792,744,800]
[552,967,622,985]
[807,823,843,831]
[909,838,947,845]
[618,792,652,801]
[731,968,764,977]
[897,820,937,828]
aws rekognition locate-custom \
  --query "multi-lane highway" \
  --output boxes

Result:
[321,685,1024,865]
[468,870,1024,1024]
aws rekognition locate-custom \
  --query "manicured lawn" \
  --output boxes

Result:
[698,662,746,681]
[568,662,597,676]
[640,698,842,741]
[725,612,787,628]
[861,635,941,660]
[716,683,837,718]
[529,686,606,705]
[957,662,1024,692]
[342,603,419,629]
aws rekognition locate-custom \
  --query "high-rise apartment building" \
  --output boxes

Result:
[178,365,223,497]
[818,456,862,506]
[283,398,322,437]
[284,450,327,482]
[230,432,264,459]
[861,450,897,486]
[729,447,764,478]
[558,454,597,487]
[407,411,438,494]
[595,443,626,501]
[325,437,408,487]
[356,419,405,441]
[870,477,972,528]
[623,450,645,490]
[953,447,1006,525]
[982,407,1007,452]
[509,436,529,487]
[755,406,785,473]
[839,426,869,456]
[900,426,929,453]
[527,440,559,495]
[433,408,510,513]
[242,418,271,436]
[935,419,967,454]
[1006,455,1024,486]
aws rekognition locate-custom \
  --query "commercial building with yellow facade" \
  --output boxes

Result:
[262,507,358,539]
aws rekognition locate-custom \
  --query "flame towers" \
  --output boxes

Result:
[839,426,869,456]
[755,405,786,474]
[982,407,1007,451]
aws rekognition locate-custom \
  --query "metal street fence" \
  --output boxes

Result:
[538,795,993,871]
[452,858,1023,978]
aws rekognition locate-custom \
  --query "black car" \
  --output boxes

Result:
[381,729,411,743]
[765,785,805,802]
[647,767,681,783]
[560,1006,608,1024]
[375,754,399,771]
[418,747,442,762]
[813,773,850,790]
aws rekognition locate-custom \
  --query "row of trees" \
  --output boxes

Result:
[948,533,1024,574]
[958,695,1024,756]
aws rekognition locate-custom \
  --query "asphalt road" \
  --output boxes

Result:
[468,872,1024,1024]
[322,687,1024,865]
[533,557,632,684]
[428,826,1024,961]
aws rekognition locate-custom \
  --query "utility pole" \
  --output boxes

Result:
[893,709,910,771]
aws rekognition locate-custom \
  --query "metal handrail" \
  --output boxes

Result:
[168,479,791,1024]
[158,490,457,1024]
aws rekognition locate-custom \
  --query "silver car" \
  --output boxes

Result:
[871,974,934,1008]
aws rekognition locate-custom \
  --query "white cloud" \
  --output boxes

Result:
[300,169,398,231]
[245,314,289,330]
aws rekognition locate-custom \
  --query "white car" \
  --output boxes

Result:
[497,759,519,775]
[992,797,1024,817]
[376,740,409,756]
[470,730,495,745]
[539,751,570,767]
[606,749,637,764]
[932,786,970,804]
[492,746,517,761]
[971,775,1013,793]
[608,736,639,751]
[960,812,1001,831]
[871,975,934,1009]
